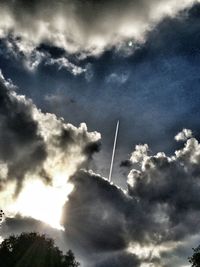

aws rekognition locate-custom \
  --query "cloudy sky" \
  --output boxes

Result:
[1,0,200,266]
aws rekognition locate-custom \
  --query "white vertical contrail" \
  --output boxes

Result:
[109,120,119,182]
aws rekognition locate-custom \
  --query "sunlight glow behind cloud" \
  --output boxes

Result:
[8,177,74,230]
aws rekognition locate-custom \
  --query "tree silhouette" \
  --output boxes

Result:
[0,232,79,267]
[189,245,200,267]
[0,209,4,224]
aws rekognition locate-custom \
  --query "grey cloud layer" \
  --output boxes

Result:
[0,0,197,57]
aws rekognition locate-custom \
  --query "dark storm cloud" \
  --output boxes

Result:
[59,169,159,265]
[57,130,200,266]
[95,251,140,267]
[62,167,161,252]
[0,73,46,194]
[61,170,146,266]
[62,170,131,254]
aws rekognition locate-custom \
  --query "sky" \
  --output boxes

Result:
[1,0,200,266]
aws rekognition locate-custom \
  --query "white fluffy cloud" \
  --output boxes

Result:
[0,0,198,58]
[175,128,193,141]
[130,144,149,163]
[45,57,86,75]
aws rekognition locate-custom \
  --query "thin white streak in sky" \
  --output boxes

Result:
[109,120,119,182]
